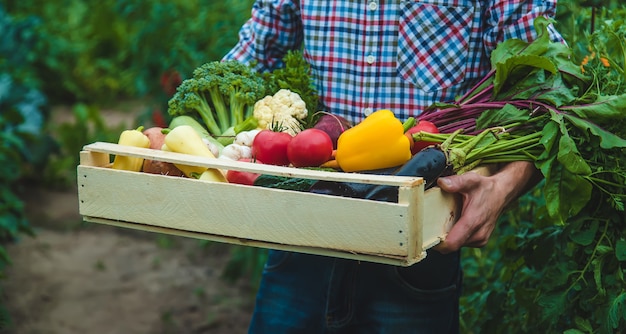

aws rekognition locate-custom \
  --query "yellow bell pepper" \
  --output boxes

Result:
[164,125,227,182]
[111,126,151,172]
[335,109,411,172]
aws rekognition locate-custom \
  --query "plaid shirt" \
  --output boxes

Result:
[224,0,559,124]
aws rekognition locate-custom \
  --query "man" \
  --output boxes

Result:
[224,1,559,332]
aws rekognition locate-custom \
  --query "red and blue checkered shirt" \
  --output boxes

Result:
[224,0,560,124]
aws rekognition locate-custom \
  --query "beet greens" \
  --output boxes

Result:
[413,17,626,223]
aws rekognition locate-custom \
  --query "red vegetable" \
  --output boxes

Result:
[251,130,292,166]
[312,113,352,149]
[405,120,439,155]
[287,128,334,167]
[142,126,183,176]
[226,158,262,185]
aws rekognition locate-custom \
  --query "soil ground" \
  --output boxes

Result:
[1,105,256,334]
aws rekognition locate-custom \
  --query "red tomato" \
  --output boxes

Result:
[251,130,292,166]
[405,120,440,155]
[287,128,333,167]
[226,158,261,185]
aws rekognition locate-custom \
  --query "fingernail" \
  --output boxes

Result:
[439,177,451,187]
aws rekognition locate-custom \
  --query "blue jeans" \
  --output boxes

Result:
[248,249,462,334]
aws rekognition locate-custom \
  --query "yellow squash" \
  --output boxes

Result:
[164,125,227,182]
[335,109,411,172]
[111,126,151,172]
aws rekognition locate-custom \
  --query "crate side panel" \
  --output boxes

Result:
[85,217,423,266]
[420,188,460,249]
[77,166,411,256]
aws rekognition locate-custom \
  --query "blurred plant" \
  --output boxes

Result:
[0,5,47,328]
[4,0,255,104]
[43,103,127,188]
[221,246,268,291]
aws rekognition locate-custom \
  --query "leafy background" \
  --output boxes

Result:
[1,0,624,332]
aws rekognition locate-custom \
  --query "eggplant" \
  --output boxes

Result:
[364,147,451,202]
[309,147,450,202]
[308,166,397,199]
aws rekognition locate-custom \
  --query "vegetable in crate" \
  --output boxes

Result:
[167,60,266,146]
[251,129,293,166]
[404,120,440,155]
[163,125,227,182]
[308,167,396,199]
[364,147,451,202]
[312,113,352,149]
[253,89,308,136]
[169,115,225,156]
[111,126,151,172]
[219,130,260,161]
[141,126,183,176]
[226,158,262,185]
[335,109,411,172]
[286,129,333,167]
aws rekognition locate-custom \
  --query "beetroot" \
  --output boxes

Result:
[312,113,352,149]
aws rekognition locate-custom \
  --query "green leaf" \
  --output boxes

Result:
[557,129,592,175]
[563,330,585,334]
[569,220,599,246]
[488,16,552,68]
[574,316,593,332]
[490,39,531,68]
[593,258,606,296]
[523,16,553,56]
[493,54,558,96]
[562,94,626,122]
[534,75,580,107]
[543,163,593,221]
[475,104,529,129]
[616,239,626,261]
[538,292,567,322]
[608,292,626,329]
[564,114,626,149]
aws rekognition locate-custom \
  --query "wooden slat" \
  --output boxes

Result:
[82,142,423,186]
[83,217,427,266]
[78,165,413,256]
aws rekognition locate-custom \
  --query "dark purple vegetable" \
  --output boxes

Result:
[312,113,352,149]
[309,148,450,202]
[308,167,396,198]
[364,147,451,202]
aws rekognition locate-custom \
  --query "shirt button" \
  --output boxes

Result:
[368,1,378,11]
[364,108,373,116]
[366,54,375,64]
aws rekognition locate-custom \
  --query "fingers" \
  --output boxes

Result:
[435,173,498,253]
[436,216,494,253]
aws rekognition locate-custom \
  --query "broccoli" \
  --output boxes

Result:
[167,60,268,140]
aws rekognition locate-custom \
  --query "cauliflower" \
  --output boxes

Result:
[253,89,308,136]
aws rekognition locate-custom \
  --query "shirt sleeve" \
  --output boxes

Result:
[222,0,303,72]
[483,0,562,53]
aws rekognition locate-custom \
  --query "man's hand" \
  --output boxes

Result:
[434,161,540,254]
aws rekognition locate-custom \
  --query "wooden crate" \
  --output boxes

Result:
[78,142,466,266]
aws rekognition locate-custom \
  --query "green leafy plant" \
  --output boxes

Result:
[5,0,255,104]
[0,5,47,328]
[459,10,626,333]
[43,103,128,188]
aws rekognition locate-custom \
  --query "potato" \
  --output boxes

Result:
[142,127,184,176]
[143,127,167,150]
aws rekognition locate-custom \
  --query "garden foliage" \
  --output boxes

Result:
[460,3,626,332]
